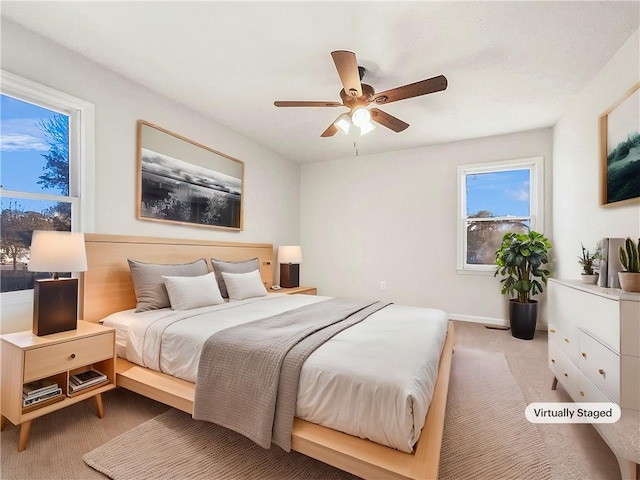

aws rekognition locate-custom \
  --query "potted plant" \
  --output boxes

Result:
[618,237,640,293]
[495,230,551,340]
[578,243,601,284]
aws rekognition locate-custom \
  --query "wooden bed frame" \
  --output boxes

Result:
[81,233,455,480]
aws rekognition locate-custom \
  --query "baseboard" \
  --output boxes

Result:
[449,313,548,331]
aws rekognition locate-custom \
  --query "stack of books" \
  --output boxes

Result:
[69,369,108,394]
[23,379,62,407]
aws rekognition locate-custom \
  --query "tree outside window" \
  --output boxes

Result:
[457,157,544,273]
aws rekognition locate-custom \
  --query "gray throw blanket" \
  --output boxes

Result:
[193,298,390,451]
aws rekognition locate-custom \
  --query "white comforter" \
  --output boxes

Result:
[102,294,448,452]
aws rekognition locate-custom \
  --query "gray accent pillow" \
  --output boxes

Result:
[211,257,260,298]
[128,258,209,312]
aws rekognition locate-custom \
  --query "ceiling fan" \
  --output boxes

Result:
[274,50,448,137]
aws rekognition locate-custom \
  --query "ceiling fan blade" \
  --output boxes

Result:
[274,101,343,107]
[369,108,410,132]
[321,118,340,137]
[372,75,448,105]
[331,50,362,98]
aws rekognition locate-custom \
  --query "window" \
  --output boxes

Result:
[0,71,94,295]
[457,157,544,274]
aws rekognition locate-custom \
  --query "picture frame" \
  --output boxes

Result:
[137,121,244,230]
[599,82,640,207]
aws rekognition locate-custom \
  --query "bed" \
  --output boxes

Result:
[80,233,455,480]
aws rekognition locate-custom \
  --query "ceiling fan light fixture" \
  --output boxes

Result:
[357,121,376,135]
[351,107,375,135]
[351,107,371,127]
[334,114,351,134]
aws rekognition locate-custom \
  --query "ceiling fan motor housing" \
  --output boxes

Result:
[340,84,376,108]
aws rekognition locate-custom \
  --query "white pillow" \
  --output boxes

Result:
[221,269,268,301]
[162,272,225,310]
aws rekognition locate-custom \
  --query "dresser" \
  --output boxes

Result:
[548,279,640,479]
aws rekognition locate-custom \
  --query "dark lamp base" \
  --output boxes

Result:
[280,263,300,288]
[33,278,79,336]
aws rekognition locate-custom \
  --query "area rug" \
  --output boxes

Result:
[83,348,552,480]
[438,348,552,480]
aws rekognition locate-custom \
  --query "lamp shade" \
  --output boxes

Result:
[28,231,88,273]
[278,245,302,264]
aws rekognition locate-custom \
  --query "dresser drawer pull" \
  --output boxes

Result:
[564,338,570,343]
[550,359,555,363]
[580,391,585,396]
[598,369,605,376]
[549,329,556,333]
[563,373,568,377]
[581,352,587,358]
[70,353,76,359]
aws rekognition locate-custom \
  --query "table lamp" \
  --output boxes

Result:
[278,245,302,288]
[28,231,87,336]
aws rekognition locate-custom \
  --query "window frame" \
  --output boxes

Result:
[456,156,544,275]
[0,70,95,301]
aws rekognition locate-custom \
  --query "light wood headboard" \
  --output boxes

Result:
[81,234,274,323]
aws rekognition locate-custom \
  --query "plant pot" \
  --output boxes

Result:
[580,273,599,284]
[618,272,640,293]
[508,299,538,340]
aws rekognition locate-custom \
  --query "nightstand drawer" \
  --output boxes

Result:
[23,332,114,382]
[298,288,317,295]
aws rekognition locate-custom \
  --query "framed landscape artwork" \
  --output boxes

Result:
[137,121,244,230]
[599,82,640,207]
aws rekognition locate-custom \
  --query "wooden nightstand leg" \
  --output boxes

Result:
[551,376,558,390]
[94,393,104,418]
[18,420,32,452]
[1,414,7,431]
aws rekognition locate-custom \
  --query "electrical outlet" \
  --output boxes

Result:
[380,281,387,290]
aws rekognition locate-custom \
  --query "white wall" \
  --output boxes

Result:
[299,28,639,328]
[553,29,640,280]
[0,19,301,333]
[300,128,553,326]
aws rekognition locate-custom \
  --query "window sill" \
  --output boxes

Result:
[456,268,497,276]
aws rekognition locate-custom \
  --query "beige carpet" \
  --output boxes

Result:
[82,347,552,480]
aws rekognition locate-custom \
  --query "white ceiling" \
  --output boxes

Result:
[2,1,638,164]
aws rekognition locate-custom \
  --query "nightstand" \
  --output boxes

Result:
[272,286,317,295]
[0,320,116,451]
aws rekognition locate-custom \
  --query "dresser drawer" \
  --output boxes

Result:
[576,291,620,353]
[23,332,114,382]
[549,342,579,399]
[578,371,612,403]
[548,281,620,352]
[578,330,620,403]
[549,324,579,363]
